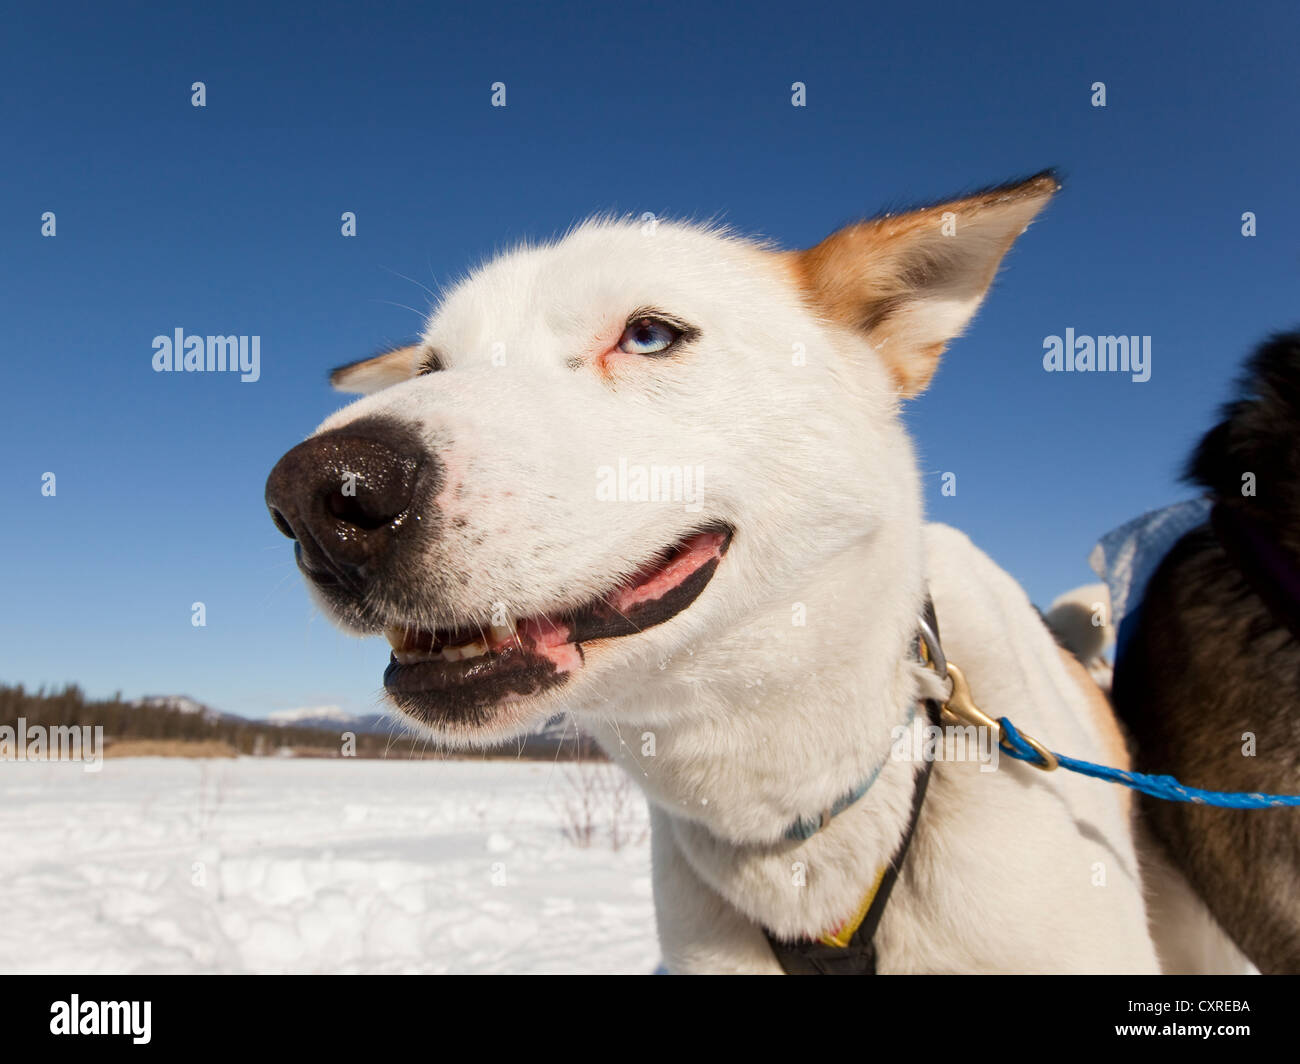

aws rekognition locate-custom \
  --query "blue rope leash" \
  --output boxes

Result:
[998,717,1300,809]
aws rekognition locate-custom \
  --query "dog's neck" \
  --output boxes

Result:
[580,515,930,846]
[578,517,935,941]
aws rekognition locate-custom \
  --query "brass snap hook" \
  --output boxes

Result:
[943,663,1058,773]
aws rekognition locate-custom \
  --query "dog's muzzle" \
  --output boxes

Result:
[267,416,732,734]
[264,417,433,595]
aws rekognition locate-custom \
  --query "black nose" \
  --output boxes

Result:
[265,419,428,588]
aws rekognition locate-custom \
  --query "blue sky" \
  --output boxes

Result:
[2,0,1296,719]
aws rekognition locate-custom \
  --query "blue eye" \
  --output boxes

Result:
[617,317,681,356]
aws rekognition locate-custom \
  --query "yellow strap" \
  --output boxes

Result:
[813,629,932,950]
[817,864,887,948]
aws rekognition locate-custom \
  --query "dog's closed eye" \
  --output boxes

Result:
[417,348,445,375]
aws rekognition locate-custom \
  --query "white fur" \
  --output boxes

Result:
[1046,582,1115,690]
[304,210,1215,973]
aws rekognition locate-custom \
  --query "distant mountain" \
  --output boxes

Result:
[122,696,598,757]
[5,684,605,761]
[266,705,394,735]
[130,697,392,735]
[132,694,242,723]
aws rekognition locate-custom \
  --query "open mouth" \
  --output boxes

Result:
[383,523,733,727]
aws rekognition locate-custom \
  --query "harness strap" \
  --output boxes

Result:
[783,705,915,842]
[764,598,943,975]
[764,736,936,974]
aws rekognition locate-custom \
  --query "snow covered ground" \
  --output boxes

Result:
[0,757,658,974]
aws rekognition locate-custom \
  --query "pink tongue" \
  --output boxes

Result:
[513,616,582,672]
[517,616,573,649]
[607,530,726,613]
[515,530,726,652]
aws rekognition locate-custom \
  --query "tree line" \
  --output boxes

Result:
[0,683,428,758]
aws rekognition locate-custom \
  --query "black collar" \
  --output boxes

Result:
[763,600,943,975]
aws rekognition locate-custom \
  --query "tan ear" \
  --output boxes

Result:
[784,171,1059,397]
[329,345,422,394]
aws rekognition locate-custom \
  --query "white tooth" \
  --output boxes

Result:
[489,624,514,644]
[438,641,487,662]
[385,626,408,651]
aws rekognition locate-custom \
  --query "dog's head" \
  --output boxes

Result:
[1187,330,1300,553]
[266,174,1056,744]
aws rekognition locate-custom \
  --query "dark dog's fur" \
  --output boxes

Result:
[1113,332,1300,974]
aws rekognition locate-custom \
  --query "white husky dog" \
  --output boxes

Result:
[266,174,1202,973]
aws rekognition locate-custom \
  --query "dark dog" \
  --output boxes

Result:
[1113,332,1300,975]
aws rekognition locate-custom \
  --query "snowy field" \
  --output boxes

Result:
[0,758,658,974]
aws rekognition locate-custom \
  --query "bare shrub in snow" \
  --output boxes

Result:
[552,762,647,851]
